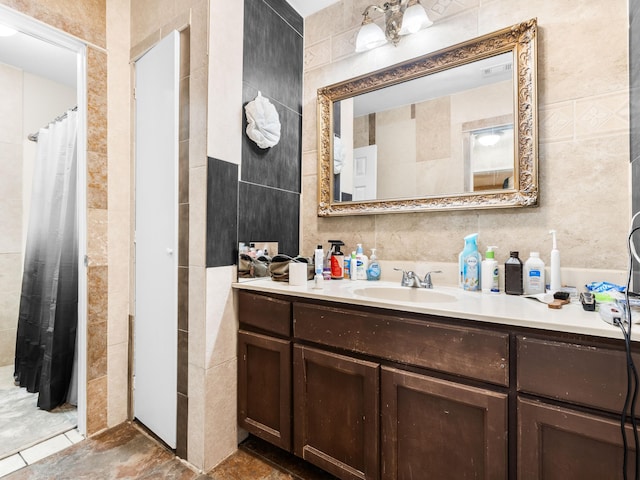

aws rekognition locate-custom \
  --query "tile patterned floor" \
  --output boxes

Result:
[1,422,338,480]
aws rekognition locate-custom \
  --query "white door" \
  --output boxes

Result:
[353,145,377,201]
[134,31,179,448]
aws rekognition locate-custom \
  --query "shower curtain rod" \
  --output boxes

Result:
[27,105,78,142]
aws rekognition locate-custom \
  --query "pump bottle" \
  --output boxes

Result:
[328,240,345,280]
[481,246,499,293]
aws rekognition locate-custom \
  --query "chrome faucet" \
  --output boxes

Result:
[394,268,442,289]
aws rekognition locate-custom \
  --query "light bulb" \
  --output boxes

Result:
[399,4,432,36]
[355,22,387,52]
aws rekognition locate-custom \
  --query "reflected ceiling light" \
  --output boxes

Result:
[355,0,432,53]
[477,133,501,146]
[0,24,17,37]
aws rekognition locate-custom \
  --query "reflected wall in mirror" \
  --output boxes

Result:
[237,241,279,282]
[318,19,538,216]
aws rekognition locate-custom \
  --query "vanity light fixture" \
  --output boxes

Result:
[355,0,432,53]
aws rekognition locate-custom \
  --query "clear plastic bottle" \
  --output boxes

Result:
[367,248,381,281]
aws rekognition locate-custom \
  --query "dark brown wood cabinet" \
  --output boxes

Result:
[238,330,292,450]
[381,366,508,480]
[237,291,293,451]
[293,345,380,480]
[518,398,635,479]
[237,290,638,480]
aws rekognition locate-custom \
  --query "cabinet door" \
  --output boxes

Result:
[238,330,292,451]
[381,366,508,480]
[293,345,379,480]
[518,398,636,480]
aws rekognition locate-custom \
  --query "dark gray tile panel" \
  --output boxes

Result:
[264,0,303,36]
[242,86,301,192]
[238,182,300,257]
[206,157,239,267]
[243,0,303,113]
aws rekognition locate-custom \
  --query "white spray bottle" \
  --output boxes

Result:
[549,230,561,293]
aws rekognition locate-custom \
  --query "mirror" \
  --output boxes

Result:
[317,19,538,216]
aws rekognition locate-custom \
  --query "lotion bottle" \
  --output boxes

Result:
[549,230,561,293]
[481,246,499,293]
[356,244,369,280]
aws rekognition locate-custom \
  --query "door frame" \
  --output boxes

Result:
[0,4,88,435]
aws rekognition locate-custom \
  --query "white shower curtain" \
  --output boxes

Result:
[14,108,79,411]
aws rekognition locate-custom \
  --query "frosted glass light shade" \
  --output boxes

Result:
[355,22,387,52]
[399,4,433,35]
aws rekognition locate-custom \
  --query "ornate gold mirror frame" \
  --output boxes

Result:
[317,19,538,216]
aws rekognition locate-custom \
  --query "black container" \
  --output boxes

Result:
[505,251,524,295]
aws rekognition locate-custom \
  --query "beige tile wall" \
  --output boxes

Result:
[0,63,22,367]
[302,0,630,274]
[0,0,114,436]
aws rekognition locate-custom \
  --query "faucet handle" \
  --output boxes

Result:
[422,270,442,288]
[394,268,414,287]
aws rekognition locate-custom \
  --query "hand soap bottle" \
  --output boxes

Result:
[367,248,381,281]
[481,246,499,293]
[460,233,481,291]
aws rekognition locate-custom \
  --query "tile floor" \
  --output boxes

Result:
[0,429,83,477]
[0,422,338,479]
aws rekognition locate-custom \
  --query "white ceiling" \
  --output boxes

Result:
[285,0,340,17]
[0,1,338,89]
[0,30,76,87]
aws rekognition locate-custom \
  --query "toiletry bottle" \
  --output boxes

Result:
[367,248,381,281]
[323,244,332,280]
[344,253,351,280]
[460,233,481,291]
[356,244,369,280]
[549,230,561,293]
[524,252,545,294]
[313,244,324,289]
[481,246,499,293]
[329,240,345,279]
[350,252,357,281]
[505,251,524,295]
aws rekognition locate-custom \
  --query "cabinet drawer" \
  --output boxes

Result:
[294,302,509,386]
[238,290,291,337]
[517,336,640,415]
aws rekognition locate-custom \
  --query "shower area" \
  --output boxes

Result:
[0,28,79,460]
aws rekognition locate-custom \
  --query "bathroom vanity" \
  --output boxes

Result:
[235,280,639,479]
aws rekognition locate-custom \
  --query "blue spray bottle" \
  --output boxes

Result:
[459,233,481,291]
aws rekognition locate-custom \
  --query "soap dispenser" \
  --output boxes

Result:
[367,248,381,281]
[481,246,499,293]
[460,233,481,291]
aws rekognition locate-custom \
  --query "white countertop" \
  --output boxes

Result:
[234,278,638,342]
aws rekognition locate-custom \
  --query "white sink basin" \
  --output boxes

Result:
[352,286,457,304]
